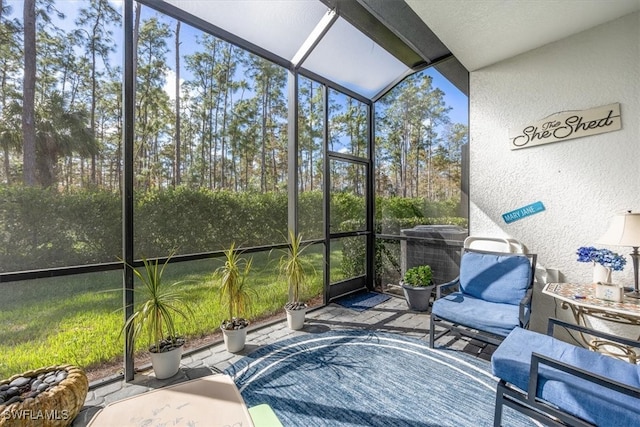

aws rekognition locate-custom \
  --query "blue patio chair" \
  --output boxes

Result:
[492,318,640,427]
[429,248,537,348]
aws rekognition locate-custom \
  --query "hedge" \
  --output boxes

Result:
[0,185,465,274]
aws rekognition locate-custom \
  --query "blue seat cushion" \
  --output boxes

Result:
[459,251,532,305]
[431,292,522,337]
[492,327,640,427]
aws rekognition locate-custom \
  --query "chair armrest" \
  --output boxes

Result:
[518,288,533,328]
[528,352,640,404]
[436,277,460,299]
[547,318,640,349]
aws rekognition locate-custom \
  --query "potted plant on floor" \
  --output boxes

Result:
[122,251,194,379]
[217,242,254,352]
[279,230,316,330]
[401,265,435,312]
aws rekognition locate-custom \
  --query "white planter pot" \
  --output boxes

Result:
[149,345,183,379]
[286,307,306,330]
[222,327,247,353]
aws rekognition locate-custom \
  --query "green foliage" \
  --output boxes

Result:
[403,265,433,287]
[0,186,292,272]
[123,251,195,352]
[134,188,288,258]
[0,186,401,273]
[330,192,365,230]
[279,230,316,307]
[217,242,254,324]
[375,196,463,221]
[0,186,121,271]
[376,196,425,219]
[298,190,323,238]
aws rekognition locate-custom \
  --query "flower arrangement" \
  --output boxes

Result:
[576,246,626,271]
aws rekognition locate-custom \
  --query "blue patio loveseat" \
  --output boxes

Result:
[491,318,640,427]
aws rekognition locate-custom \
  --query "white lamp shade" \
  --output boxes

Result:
[597,212,640,247]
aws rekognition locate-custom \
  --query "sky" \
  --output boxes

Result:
[426,68,468,126]
[6,0,468,127]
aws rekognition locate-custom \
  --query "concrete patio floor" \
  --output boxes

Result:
[72,292,497,426]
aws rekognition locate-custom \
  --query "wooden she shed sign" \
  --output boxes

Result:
[509,103,621,150]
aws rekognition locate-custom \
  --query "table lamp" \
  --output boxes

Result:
[597,211,640,299]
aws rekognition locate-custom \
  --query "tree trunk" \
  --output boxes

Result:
[220,46,233,189]
[309,82,314,191]
[89,5,101,185]
[133,2,140,85]
[260,79,269,193]
[22,0,37,186]
[174,21,181,187]
[3,145,10,184]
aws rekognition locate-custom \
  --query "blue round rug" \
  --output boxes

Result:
[225,330,540,426]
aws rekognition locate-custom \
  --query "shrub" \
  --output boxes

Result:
[0,185,467,277]
[403,265,433,287]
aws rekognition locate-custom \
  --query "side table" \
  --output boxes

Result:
[542,282,640,362]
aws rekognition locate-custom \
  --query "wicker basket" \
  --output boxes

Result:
[0,365,88,427]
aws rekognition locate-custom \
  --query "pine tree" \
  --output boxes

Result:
[22,0,36,186]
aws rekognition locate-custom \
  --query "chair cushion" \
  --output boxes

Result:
[431,292,522,337]
[492,327,640,427]
[459,251,531,305]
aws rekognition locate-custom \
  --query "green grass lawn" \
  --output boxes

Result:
[0,245,334,379]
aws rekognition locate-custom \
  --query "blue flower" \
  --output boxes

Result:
[576,246,626,271]
[576,246,597,263]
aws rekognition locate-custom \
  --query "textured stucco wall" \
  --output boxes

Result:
[469,12,639,331]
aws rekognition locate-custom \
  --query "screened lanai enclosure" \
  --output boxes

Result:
[0,0,468,383]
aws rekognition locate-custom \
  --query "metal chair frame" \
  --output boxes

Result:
[493,318,640,427]
[429,248,537,348]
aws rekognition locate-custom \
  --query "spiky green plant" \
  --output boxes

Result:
[122,251,194,353]
[217,242,254,329]
[279,230,316,310]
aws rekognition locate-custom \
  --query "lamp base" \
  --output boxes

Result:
[625,289,640,299]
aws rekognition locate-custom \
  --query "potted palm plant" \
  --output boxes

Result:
[401,265,435,312]
[122,251,194,379]
[279,230,316,330]
[217,242,254,352]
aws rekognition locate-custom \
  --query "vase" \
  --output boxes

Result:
[593,263,612,284]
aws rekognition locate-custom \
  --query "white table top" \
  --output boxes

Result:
[88,374,254,427]
[543,282,640,319]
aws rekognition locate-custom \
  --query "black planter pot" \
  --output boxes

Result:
[401,282,435,312]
